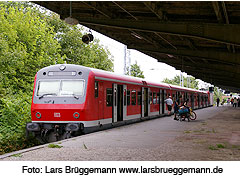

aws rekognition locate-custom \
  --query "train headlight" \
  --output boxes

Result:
[73,112,80,119]
[36,112,41,119]
[59,65,66,71]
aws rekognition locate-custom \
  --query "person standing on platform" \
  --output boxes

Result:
[165,96,173,115]
[233,97,237,108]
[174,95,182,120]
[216,98,220,107]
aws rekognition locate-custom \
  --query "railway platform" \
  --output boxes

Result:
[1,105,240,161]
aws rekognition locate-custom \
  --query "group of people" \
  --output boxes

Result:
[216,97,240,108]
[164,95,186,120]
[228,97,240,108]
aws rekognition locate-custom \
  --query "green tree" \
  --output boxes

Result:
[126,62,145,78]
[213,87,223,103]
[0,5,63,95]
[0,3,115,154]
[162,75,199,89]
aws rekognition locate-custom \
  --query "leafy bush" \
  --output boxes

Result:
[0,2,114,155]
[0,93,39,155]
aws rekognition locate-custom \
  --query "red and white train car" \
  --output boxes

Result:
[27,64,212,142]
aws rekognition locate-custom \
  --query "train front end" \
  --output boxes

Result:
[26,64,90,142]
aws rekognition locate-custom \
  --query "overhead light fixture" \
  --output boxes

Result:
[82,33,94,44]
[64,17,79,25]
[64,1,79,25]
[82,30,94,44]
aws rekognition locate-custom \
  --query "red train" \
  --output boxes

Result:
[26,64,213,142]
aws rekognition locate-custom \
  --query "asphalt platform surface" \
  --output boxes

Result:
[1,105,240,161]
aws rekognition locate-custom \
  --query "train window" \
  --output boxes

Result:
[95,81,98,98]
[153,92,157,104]
[37,80,60,96]
[61,80,85,96]
[127,90,130,105]
[131,90,136,105]
[106,88,113,106]
[178,92,182,98]
[37,80,85,97]
[157,93,160,104]
[149,92,152,104]
[137,91,142,105]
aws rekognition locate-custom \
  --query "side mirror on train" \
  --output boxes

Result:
[82,34,94,44]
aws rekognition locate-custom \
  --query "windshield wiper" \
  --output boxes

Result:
[71,94,79,100]
[39,93,57,99]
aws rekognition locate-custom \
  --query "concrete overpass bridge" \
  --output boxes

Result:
[35,1,240,92]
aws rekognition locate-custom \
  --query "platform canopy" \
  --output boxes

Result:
[34,1,240,92]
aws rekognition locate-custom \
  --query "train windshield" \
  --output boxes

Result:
[37,80,85,97]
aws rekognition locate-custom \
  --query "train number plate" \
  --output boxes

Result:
[54,112,61,117]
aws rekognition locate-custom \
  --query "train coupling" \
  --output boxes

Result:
[26,122,40,132]
[65,123,80,132]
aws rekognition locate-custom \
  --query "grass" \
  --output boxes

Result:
[11,153,22,157]
[48,144,63,148]
[208,144,226,150]
[217,144,225,148]
[208,145,218,150]
[184,130,191,133]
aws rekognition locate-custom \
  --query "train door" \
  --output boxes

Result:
[158,90,161,115]
[195,94,198,109]
[113,83,124,123]
[117,85,123,122]
[98,81,104,120]
[123,85,127,120]
[176,91,178,106]
[191,93,194,109]
[112,84,117,123]
[198,94,200,108]
[161,89,166,114]
[141,87,144,117]
[185,92,188,106]
[144,88,148,117]
[148,88,151,116]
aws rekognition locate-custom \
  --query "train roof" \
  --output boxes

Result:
[89,65,170,89]
[37,64,208,94]
[169,84,208,94]
[88,65,207,93]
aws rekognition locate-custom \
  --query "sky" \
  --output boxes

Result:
[91,29,211,89]
[92,30,181,82]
